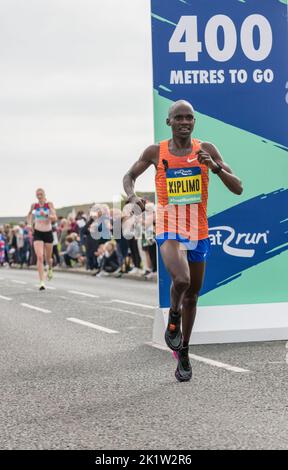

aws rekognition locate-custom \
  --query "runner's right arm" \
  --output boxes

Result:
[27,204,34,227]
[123,145,158,211]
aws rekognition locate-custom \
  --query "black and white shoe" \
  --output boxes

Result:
[164,309,183,351]
[173,346,192,382]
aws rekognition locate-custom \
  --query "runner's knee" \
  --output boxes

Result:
[173,274,190,293]
[182,291,199,307]
[37,254,44,263]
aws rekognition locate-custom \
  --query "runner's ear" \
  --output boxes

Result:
[166,118,171,127]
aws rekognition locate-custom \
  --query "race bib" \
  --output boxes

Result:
[33,206,50,220]
[166,167,202,205]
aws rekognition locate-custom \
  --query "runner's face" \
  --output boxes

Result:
[36,190,45,202]
[168,105,195,138]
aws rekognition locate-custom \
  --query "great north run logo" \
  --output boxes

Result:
[174,169,193,177]
[209,226,269,258]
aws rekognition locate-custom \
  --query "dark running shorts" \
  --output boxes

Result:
[156,233,211,263]
[33,230,53,244]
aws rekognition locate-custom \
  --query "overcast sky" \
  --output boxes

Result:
[0,0,155,216]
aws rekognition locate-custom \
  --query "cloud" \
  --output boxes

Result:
[0,0,155,216]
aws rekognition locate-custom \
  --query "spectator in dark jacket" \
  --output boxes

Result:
[81,218,100,271]
[81,215,109,271]
[62,233,83,267]
[96,241,120,277]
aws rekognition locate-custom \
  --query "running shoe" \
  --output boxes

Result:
[96,271,109,278]
[145,271,157,280]
[164,309,182,351]
[174,346,192,382]
[39,282,46,291]
[127,267,144,276]
[112,267,122,278]
[47,268,53,281]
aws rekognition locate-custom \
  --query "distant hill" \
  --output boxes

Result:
[56,192,155,217]
[0,192,155,225]
[0,216,26,225]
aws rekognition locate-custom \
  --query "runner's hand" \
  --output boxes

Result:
[126,195,146,213]
[196,149,218,171]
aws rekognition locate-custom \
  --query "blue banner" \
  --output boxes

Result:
[151,0,288,309]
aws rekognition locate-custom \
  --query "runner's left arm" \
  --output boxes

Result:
[48,202,57,222]
[198,142,243,195]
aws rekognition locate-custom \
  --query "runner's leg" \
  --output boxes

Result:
[44,243,54,280]
[160,240,191,351]
[160,240,190,313]
[34,241,45,282]
[181,261,206,344]
[173,261,205,382]
[44,243,53,270]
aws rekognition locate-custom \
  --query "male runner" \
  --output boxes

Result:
[123,100,243,382]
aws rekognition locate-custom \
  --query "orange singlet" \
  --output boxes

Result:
[155,139,209,241]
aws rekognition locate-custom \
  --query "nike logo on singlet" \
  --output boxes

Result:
[187,157,197,163]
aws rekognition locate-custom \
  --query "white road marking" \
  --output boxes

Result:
[148,343,251,373]
[67,317,118,334]
[68,290,99,298]
[12,280,27,285]
[0,295,12,301]
[126,326,151,330]
[21,303,51,313]
[107,305,153,319]
[111,299,156,310]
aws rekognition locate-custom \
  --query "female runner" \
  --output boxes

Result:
[27,188,57,290]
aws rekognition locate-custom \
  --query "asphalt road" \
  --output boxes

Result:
[0,267,288,450]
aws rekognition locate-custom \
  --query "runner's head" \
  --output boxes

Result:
[167,100,195,138]
[105,241,115,255]
[36,188,46,203]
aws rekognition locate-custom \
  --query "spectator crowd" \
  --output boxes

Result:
[0,202,157,280]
